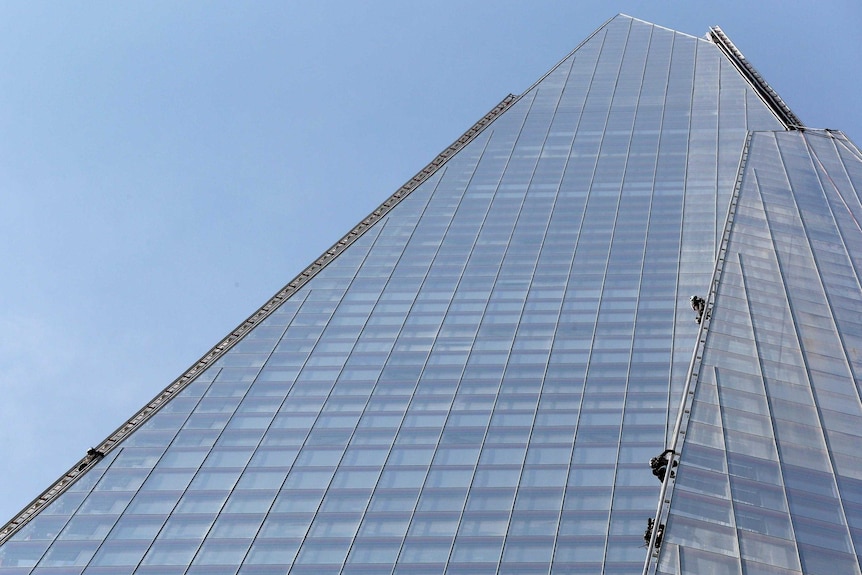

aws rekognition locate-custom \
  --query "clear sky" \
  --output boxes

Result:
[1,1,859,524]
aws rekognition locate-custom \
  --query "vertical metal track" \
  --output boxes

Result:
[708,26,803,130]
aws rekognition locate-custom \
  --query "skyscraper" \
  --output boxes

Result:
[1,12,860,575]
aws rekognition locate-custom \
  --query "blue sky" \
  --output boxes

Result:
[1,1,859,523]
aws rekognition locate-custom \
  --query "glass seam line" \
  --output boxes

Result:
[387,89,538,574]
[767,135,862,568]
[546,20,627,574]
[476,43,584,574]
[736,250,805,572]
[713,364,747,574]
[181,220,395,572]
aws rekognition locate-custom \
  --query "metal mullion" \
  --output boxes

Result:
[713,367,746,575]
[75,359,245,573]
[539,21,624,575]
[29,445,128,572]
[517,21,613,575]
[190,222,393,572]
[736,251,804,574]
[433,75,566,572]
[80,365,229,573]
[627,25,672,456]
[36,368,230,569]
[326,171,459,574]
[241,181,436,572]
[533,16,636,572]
[328,166,465,575]
[667,33,702,446]
[463,46,580,575]
[174,214,386,571]
[752,157,859,569]
[819,134,862,236]
[764,137,862,567]
[588,17,661,572]
[643,131,753,575]
[281,164,482,575]
[798,135,862,408]
[385,101,536,574]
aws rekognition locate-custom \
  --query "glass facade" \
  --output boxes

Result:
[1,13,856,575]
[654,130,862,575]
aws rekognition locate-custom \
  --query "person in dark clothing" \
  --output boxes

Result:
[690,295,706,324]
[649,449,676,482]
